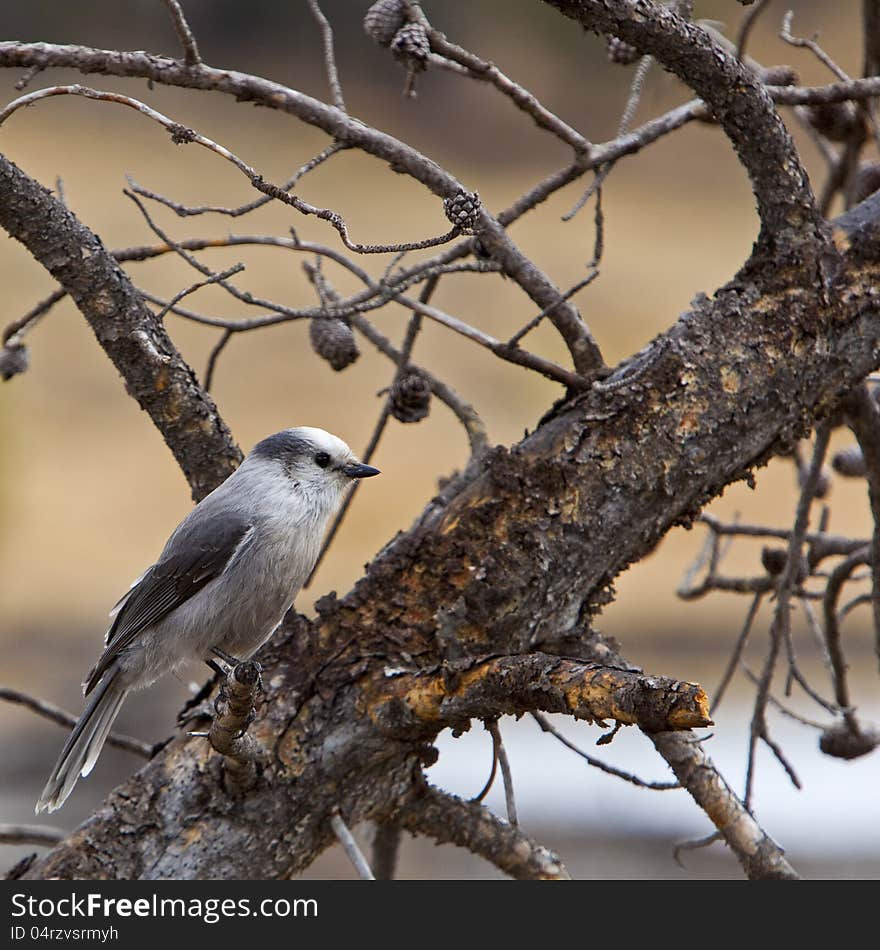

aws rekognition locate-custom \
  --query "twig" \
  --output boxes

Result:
[306,0,346,113]
[131,143,343,218]
[780,10,849,81]
[330,809,375,880]
[736,0,772,59]
[563,53,653,222]
[531,712,679,790]
[371,822,402,880]
[0,85,458,255]
[161,0,202,66]
[745,424,831,807]
[673,831,722,868]
[396,783,570,880]
[2,288,66,346]
[425,29,589,154]
[0,824,66,847]
[0,686,151,758]
[711,592,763,715]
[204,328,233,391]
[485,719,517,826]
[507,270,599,347]
[823,546,871,733]
[154,263,245,322]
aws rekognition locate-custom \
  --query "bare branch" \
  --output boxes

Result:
[0,824,66,848]
[330,809,374,880]
[531,712,679,790]
[650,732,799,879]
[306,0,346,113]
[395,784,570,881]
[485,719,517,826]
[161,0,202,66]
[0,687,151,758]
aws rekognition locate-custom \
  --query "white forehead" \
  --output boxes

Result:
[291,426,353,458]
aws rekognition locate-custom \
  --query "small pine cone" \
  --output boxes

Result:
[391,22,430,68]
[389,370,431,423]
[761,546,788,576]
[605,35,639,65]
[805,102,861,143]
[0,343,28,381]
[443,190,481,233]
[852,161,880,205]
[309,317,359,371]
[364,0,407,47]
[831,446,867,478]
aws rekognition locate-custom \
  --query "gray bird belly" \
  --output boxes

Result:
[119,534,309,687]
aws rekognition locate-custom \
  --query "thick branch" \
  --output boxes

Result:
[369,655,712,738]
[0,153,240,499]
[650,732,799,879]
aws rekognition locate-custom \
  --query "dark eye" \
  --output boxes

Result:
[314,451,331,469]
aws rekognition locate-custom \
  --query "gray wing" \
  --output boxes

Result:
[84,509,253,694]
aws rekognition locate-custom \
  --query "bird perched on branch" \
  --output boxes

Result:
[36,427,380,812]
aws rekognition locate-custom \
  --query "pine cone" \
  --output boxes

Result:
[605,35,639,65]
[805,102,861,143]
[309,317,360,371]
[761,546,788,576]
[391,22,430,68]
[443,190,481,233]
[0,343,28,381]
[852,161,880,205]
[831,446,867,478]
[389,370,431,423]
[364,0,407,47]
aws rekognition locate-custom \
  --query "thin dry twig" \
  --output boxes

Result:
[531,713,679,790]
[0,824,66,848]
[745,424,831,806]
[330,809,375,880]
[2,288,66,346]
[161,0,202,66]
[132,143,344,219]
[306,0,346,113]
[0,687,151,758]
[485,719,517,826]
[0,84,459,255]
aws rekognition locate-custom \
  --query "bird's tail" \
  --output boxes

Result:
[35,668,129,814]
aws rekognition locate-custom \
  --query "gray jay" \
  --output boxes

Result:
[36,426,379,813]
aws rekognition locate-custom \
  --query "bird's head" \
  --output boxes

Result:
[246,427,380,500]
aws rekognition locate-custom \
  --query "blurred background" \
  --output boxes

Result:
[1,0,878,879]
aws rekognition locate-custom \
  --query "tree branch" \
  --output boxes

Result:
[395,783,570,880]
[0,153,240,500]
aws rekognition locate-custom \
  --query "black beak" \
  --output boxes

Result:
[343,462,381,479]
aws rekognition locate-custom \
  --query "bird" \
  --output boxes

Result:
[35,426,380,813]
